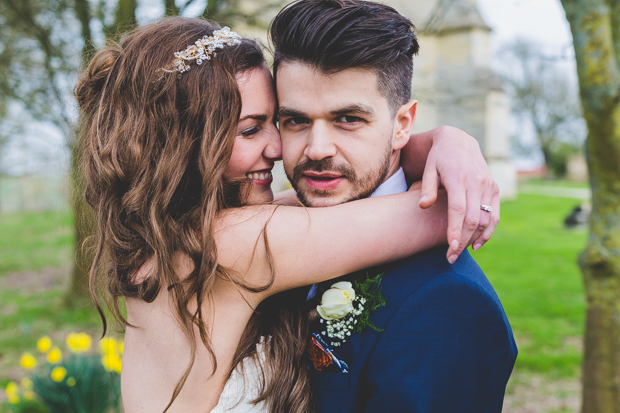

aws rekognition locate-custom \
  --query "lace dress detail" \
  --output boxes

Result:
[211,343,269,413]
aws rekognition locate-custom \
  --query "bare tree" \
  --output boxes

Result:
[500,39,585,177]
[0,0,285,307]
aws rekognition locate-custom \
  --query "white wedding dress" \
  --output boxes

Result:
[211,343,269,413]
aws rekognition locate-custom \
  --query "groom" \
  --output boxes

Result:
[270,0,518,411]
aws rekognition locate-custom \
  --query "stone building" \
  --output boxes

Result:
[382,0,517,198]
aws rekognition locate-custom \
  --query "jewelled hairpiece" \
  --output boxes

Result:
[161,27,242,76]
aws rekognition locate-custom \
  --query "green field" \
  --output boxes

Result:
[0,210,73,274]
[477,193,587,378]
[0,189,589,405]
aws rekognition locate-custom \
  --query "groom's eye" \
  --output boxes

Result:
[284,117,309,126]
[336,115,362,123]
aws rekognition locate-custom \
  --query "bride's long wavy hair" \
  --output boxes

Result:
[75,17,312,412]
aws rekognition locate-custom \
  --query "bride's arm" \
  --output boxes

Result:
[274,127,501,258]
[215,188,447,301]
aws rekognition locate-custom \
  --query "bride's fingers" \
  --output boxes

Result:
[472,188,500,251]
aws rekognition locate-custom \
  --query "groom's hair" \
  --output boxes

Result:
[269,0,419,113]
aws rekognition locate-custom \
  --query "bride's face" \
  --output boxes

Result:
[225,64,281,204]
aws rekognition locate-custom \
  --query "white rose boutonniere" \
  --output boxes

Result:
[317,281,356,320]
[315,274,386,347]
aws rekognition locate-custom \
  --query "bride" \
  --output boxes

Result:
[76,17,497,413]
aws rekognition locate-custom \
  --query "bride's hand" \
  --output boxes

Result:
[402,126,500,264]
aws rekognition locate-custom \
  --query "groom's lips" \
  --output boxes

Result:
[303,171,345,191]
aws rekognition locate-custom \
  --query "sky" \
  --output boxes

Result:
[478,0,573,55]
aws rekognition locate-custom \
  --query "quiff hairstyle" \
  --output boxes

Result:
[269,0,419,113]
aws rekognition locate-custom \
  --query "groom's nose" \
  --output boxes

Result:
[304,122,337,161]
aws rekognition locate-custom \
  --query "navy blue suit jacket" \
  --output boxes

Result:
[310,248,517,413]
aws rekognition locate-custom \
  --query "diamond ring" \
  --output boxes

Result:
[481,205,493,212]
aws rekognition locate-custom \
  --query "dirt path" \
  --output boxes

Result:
[503,372,580,412]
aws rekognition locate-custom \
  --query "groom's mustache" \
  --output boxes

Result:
[292,158,357,183]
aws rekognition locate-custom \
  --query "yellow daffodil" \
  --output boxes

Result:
[101,352,122,374]
[24,390,36,400]
[5,381,18,396]
[37,335,52,353]
[119,341,124,354]
[21,377,33,389]
[20,352,37,369]
[46,346,63,364]
[50,366,67,382]
[66,377,77,387]
[99,337,118,354]
[66,332,92,353]
[7,393,19,404]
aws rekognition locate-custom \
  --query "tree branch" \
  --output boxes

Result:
[74,0,95,65]
[610,0,620,70]
[165,0,180,16]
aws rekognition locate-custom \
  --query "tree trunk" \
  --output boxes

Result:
[64,136,96,307]
[108,0,138,38]
[64,0,137,307]
[560,1,620,412]
[164,0,180,16]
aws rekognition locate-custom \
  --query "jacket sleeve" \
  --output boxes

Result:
[364,272,517,413]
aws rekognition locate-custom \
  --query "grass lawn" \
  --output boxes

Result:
[0,210,103,401]
[476,193,587,378]
[0,210,73,275]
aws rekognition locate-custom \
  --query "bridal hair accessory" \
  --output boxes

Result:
[161,27,242,76]
[481,204,493,212]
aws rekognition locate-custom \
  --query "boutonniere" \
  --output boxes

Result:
[316,273,386,347]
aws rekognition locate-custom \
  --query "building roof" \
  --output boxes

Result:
[423,0,491,34]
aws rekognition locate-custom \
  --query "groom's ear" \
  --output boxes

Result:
[392,100,417,151]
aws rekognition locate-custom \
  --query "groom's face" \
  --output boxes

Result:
[277,62,401,207]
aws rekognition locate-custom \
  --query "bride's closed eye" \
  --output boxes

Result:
[240,126,261,137]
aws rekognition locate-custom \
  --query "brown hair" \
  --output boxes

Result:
[270,0,419,114]
[75,16,311,412]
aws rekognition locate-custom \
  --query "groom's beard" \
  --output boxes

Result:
[287,139,393,207]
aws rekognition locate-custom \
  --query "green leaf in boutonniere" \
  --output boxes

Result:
[352,273,386,334]
[316,273,386,347]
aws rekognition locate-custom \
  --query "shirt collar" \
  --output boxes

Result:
[370,167,407,198]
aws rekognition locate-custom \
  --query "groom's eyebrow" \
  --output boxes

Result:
[330,104,376,117]
[278,104,376,118]
[278,107,305,118]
